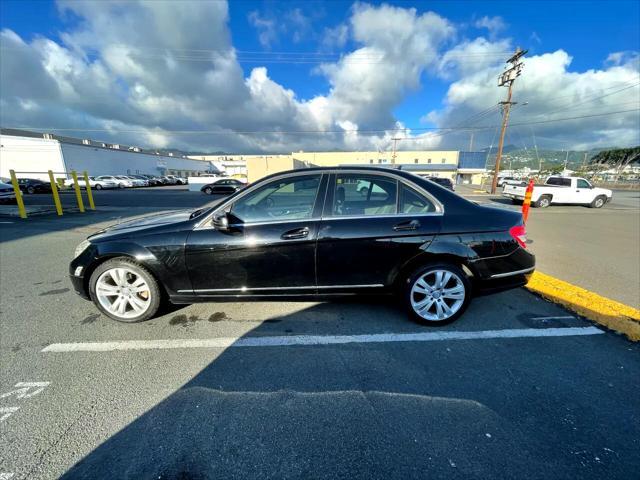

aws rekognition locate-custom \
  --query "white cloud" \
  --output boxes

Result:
[431,49,640,150]
[0,1,637,154]
[322,24,349,50]
[248,10,278,48]
[474,15,506,36]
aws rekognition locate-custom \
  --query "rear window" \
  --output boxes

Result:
[399,184,436,214]
[547,177,571,187]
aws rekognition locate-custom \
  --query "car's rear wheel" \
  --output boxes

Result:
[27,186,35,194]
[89,258,161,322]
[404,263,471,325]
[203,186,213,195]
[535,195,551,208]
[95,184,102,190]
[118,184,124,189]
[590,195,606,209]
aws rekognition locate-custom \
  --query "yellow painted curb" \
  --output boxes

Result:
[526,271,640,341]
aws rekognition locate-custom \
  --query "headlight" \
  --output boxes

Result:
[74,239,91,258]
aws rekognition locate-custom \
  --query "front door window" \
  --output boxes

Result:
[230,175,321,223]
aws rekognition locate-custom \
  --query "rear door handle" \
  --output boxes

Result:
[393,220,420,231]
[281,227,310,240]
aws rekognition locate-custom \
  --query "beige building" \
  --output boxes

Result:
[244,150,461,183]
[191,150,488,185]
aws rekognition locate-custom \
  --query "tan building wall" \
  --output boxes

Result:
[245,155,294,182]
[292,150,459,167]
[239,150,462,183]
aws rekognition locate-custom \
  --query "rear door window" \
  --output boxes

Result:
[331,174,397,217]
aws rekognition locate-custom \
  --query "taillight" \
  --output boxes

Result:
[509,225,527,249]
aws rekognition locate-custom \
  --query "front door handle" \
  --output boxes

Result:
[393,219,420,231]
[281,227,309,240]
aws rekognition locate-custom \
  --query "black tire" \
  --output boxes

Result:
[27,186,35,194]
[118,183,124,189]
[203,186,213,195]
[89,257,161,323]
[404,263,471,326]
[511,198,523,205]
[590,195,606,209]
[95,184,103,190]
[534,195,551,208]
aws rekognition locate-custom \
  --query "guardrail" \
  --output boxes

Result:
[8,169,96,219]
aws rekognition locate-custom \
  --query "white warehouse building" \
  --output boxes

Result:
[0,129,214,181]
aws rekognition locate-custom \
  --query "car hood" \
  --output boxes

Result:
[89,209,194,241]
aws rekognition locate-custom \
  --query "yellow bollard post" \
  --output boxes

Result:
[70,170,85,213]
[48,170,63,216]
[83,171,96,210]
[9,169,27,219]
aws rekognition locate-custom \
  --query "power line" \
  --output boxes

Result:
[6,108,637,137]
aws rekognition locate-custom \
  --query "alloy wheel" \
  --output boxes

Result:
[595,197,604,208]
[95,267,151,319]
[410,269,466,322]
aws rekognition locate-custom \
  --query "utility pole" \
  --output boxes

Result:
[468,131,474,151]
[564,150,569,172]
[491,47,527,194]
[391,137,401,164]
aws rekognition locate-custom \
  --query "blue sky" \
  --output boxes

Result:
[1,1,638,152]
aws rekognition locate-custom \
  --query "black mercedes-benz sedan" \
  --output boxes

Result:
[69,167,535,324]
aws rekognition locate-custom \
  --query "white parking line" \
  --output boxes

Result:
[41,327,604,353]
[531,316,576,321]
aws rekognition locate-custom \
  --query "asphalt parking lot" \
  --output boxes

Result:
[1,187,639,479]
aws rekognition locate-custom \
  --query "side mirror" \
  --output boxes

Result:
[212,212,229,232]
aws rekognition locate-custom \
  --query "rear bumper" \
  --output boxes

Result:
[470,247,536,294]
[502,192,525,200]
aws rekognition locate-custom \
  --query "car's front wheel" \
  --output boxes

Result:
[95,184,103,190]
[203,186,213,195]
[89,258,161,322]
[404,263,471,325]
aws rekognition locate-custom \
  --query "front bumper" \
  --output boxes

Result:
[68,245,98,300]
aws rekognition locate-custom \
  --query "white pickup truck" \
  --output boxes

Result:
[502,176,612,208]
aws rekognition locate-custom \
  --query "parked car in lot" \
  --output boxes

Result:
[17,178,52,194]
[201,178,247,195]
[497,176,524,187]
[141,174,163,186]
[0,181,16,203]
[423,176,455,191]
[93,175,129,189]
[125,175,149,187]
[159,175,177,185]
[113,176,134,188]
[502,176,612,208]
[66,176,118,190]
[70,166,535,324]
[165,175,186,185]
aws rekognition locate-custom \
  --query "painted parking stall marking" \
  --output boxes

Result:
[0,382,51,422]
[41,327,604,353]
